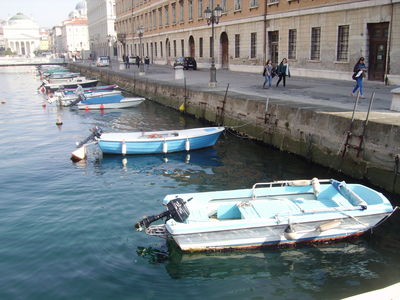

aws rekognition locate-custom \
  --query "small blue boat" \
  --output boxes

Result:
[71,127,225,161]
[77,93,145,110]
[98,127,225,154]
[135,178,397,252]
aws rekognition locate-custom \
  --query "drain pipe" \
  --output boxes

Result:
[263,0,267,64]
[384,0,394,85]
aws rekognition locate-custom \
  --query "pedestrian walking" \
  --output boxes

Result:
[351,57,367,98]
[262,60,274,89]
[276,58,290,87]
[124,54,130,69]
[144,56,150,70]
[136,56,140,68]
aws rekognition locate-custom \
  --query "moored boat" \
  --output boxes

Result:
[41,77,99,92]
[76,94,145,110]
[135,178,396,252]
[71,126,225,161]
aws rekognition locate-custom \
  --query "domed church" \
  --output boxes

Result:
[2,12,40,56]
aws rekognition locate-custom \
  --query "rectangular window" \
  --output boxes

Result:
[160,41,163,57]
[155,42,158,57]
[153,9,157,29]
[189,0,193,20]
[311,27,321,60]
[179,1,184,22]
[249,0,258,7]
[165,6,169,25]
[172,3,176,24]
[234,34,240,58]
[288,29,296,60]
[198,0,203,18]
[199,37,203,57]
[250,32,256,58]
[234,0,241,10]
[221,0,227,12]
[159,8,163,27]
[174,40,177,57]
[337,25,349,61]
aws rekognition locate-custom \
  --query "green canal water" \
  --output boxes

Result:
[0,66,399,300]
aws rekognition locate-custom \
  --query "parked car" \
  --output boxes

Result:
[96,56,110,67]
[173,57,197,70]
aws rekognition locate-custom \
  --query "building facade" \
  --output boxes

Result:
[114,0,400,84]
[61,18,90,56]
[87,0,117,60]
[2,13,40,57]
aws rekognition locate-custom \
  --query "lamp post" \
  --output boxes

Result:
[204,2,223,87]
[137,26,145,75]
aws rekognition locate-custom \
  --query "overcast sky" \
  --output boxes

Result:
[0,0,80,28]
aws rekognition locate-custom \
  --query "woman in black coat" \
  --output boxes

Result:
[276,58,290,87]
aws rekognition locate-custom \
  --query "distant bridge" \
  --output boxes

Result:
[0,57,67,67]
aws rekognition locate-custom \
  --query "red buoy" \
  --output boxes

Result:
[100,104,105,110]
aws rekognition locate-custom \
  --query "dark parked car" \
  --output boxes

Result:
[174,57,197,70]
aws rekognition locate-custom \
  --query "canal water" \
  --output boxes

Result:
[0,66,399,300]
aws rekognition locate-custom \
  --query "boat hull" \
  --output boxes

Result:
[98,127,224,154]
[77,98,144,109]
[168,212,391,251]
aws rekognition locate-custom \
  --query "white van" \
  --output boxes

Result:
[96,56,110,67]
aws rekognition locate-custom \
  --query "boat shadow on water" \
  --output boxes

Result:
[136,238,394,282]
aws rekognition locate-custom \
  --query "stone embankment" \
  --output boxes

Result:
[69,63,400,195]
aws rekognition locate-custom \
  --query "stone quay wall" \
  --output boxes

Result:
[69,64,400,195]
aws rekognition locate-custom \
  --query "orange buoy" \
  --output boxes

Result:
[85,106,89,111]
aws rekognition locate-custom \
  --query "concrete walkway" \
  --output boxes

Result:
[83,60,400,124]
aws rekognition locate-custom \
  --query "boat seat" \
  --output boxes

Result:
[186,205,209,223]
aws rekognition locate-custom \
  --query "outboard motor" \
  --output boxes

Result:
[76,126,103,148]
[135,198,190,230]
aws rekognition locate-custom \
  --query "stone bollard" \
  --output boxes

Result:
[390,87,400,111]
[174,65,185,80]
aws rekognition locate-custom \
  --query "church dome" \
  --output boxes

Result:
[75,1,87,10]
[8,12,39,27]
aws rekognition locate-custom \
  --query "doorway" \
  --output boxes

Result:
[367,22,389,81]
[220,32,229,69]
[268,31,279,65]
[189,36,195,57]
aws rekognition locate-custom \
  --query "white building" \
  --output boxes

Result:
[49,26,63,56]
[2,12,40,56]
[60,1,90,58]
[86,0,117,60]
[61,17,90,56]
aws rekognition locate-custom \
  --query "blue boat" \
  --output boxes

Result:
[71,127,225,161]
[77,93,145,110]
[98,127,225,155]
[135,178,397,252]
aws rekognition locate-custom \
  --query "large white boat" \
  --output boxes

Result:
[135,178,396,252]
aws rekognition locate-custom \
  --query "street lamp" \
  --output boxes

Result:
[204,3,223,87]
[137,26,145,75]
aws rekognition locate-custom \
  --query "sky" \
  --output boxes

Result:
[0,0,80,28]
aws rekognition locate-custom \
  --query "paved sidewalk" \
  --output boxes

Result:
[87,61,400,123]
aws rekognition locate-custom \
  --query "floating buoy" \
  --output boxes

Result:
[162,140,168,153]
[121,140,127,155]
[85,106,89,111]
[100,104,105,110]
[185,138,190,151]
[56,118,63,126]
[42,102,46,108]
[71,146,86,162]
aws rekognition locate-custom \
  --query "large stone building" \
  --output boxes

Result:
[114,0,400,84]
[2,12,40,57]
[87,0,117,59]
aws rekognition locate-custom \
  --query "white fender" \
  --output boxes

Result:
[185,138,190,151]
[121,140,127,155]
[163,140,168,153]
[311,177,321,196]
